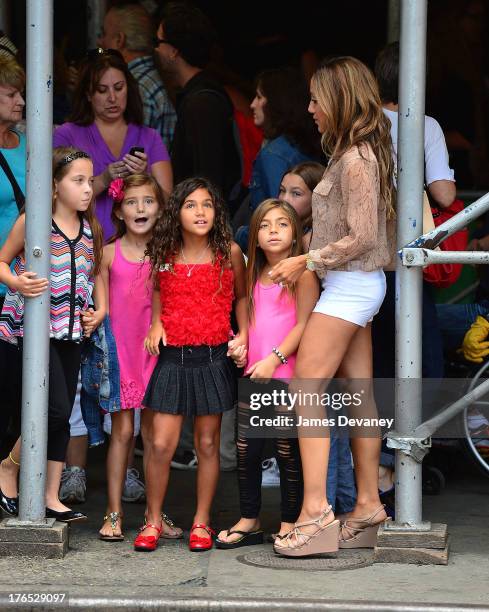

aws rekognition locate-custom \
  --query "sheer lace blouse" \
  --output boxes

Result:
[308,144,393,277]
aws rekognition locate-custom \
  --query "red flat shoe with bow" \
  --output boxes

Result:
[134,522,162,552]
[189,523,215,552]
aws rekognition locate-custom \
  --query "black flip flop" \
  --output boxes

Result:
[215,529,264,549]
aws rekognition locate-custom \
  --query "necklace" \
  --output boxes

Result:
[121,238,147,263]
[180,243,210,277]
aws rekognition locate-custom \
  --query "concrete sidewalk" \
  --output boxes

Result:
[0,445,488,611]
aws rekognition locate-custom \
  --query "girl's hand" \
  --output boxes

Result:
[13,271,49,298]
[105,160,130,184]
[81,308,105,337]
[246,354,278,383]
[229,344,247,369]
[144,321,166,356]
[268,255,307,285]
[123,151,148,175]
[227,331,248,356]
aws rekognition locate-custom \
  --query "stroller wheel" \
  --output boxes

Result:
[422,465,446,495]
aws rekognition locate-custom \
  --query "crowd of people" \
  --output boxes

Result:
[0,0,486,558]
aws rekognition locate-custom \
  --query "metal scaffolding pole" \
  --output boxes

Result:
[87,0,108,49]
[394,0,428,529]
[387,0,400,43]
[18,0,54,523]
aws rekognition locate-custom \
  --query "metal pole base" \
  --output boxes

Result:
[0,518,68,558]
[374,522,449,565]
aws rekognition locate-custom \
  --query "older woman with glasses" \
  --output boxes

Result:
[54,48,172,240]
[0,55,25,480]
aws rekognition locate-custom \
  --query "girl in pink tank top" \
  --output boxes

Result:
[97,174,182,542]
[216,199,319,549]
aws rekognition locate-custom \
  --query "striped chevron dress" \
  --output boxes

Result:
[0,217,95,343]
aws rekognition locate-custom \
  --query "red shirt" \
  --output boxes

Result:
[159,259,234,346]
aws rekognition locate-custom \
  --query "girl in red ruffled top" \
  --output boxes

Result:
[136,177,247,553]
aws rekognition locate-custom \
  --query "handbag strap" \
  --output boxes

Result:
[0,150,25,212]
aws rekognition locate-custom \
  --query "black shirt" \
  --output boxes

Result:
[171,71,241,201]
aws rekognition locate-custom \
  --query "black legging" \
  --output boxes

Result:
[18,338,81,462]
[237,405,303,523]
[0,297,22,458]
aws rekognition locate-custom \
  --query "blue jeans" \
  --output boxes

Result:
[436,301,489,351]
[327,433,357,514]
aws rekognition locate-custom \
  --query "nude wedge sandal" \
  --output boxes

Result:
[273,506,339,558]
[339,504,390,549]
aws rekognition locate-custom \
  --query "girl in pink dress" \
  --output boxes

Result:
[216,199,319,549]
[98,174,181,541]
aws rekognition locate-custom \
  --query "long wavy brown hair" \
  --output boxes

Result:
[246,199,302,323]
[109,173,165,243]
[146,177,232,276]
[311,56,396,219]
[52,147,104,275]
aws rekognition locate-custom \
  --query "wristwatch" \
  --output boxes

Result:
[305,253,315,272]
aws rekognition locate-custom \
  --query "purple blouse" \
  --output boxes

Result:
[53,122,170,240]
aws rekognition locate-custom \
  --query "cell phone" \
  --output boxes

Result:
[129,146,145,156]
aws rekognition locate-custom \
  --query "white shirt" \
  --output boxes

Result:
[383,107,455,185]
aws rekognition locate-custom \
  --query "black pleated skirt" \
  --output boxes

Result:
[143,343,237,416]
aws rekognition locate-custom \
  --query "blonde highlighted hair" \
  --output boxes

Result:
[311,56,396,219]
[0,55,25,91]
[246,199,302,323]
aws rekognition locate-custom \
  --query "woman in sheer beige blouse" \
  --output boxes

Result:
[270,56,396,557]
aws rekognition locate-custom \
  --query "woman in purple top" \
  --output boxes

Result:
[54,49,172,240]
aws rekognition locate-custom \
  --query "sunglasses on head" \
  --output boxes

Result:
[86,48,124,61]
[152,36,172,48]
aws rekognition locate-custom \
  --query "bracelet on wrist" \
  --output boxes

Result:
[305,253,315,271]
[272,347,287,365]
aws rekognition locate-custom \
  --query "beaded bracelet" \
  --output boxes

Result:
[272,347,288,365]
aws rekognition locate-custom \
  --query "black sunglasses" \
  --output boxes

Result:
[152,36,172,48]
[86,48,124,61]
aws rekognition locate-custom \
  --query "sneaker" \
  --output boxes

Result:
[59,466,86,504]
[261,457,280,487]
[122,468,146,503]
[170,450,198,470]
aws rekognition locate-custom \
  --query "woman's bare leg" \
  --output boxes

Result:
[336,324,386,521]
[290,313,359,536]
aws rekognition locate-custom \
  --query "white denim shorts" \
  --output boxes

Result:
[313,269,387,327]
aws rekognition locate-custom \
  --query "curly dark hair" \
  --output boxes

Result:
[257,66,321,159]
[69,52,143,126]
[146,177,232,276]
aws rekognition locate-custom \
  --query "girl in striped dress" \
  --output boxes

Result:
[0,147,104,522]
